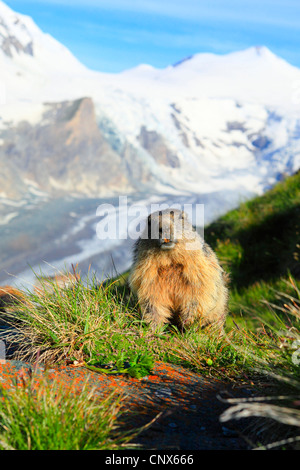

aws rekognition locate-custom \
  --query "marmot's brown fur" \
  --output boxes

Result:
[129,209,229,331]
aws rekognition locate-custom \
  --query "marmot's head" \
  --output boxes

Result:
[141,209,196,251]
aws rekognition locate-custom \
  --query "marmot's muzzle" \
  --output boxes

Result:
[159,238,177,250]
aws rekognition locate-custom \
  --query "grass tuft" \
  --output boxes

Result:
[0,374,132,450]
[2,272,298,384]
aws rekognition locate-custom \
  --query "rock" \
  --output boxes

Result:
[0,359,251,450]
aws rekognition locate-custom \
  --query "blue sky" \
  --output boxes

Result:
[5,0,300,72]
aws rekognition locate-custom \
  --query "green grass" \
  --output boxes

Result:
[205,172,300,290]
[228,276,300,330]
[3,271,298,384]
[202,171,300,448]
[1,171,300,449]
[3,171,300,381]
[4,276,156,379]
[2,273,300,449]
[204,171,300,330]
[0,374,133,450]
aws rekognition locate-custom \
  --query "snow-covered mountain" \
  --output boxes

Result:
[0,0,300,284]
[0,0,87,87]
[1,0,300,200]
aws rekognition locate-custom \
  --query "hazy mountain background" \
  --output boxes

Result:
[0,0,299,287]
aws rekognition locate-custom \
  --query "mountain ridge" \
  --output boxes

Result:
[0,0,299,203]
[1,0,299,202]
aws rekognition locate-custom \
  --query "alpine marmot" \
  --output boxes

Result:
[129,209,229,331]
